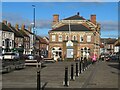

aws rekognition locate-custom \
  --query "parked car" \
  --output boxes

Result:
[105,56,111,61]
[3,52,19,60]
[0,55,3,60]
[27,54,34,60]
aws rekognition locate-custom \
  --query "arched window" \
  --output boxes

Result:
[2,41,4,46]
[59,48,62,50]
[72,35,77,41]
[80,36,83,42]
[52,35,56,41]
[52,48,55,50]
[58,35,62,42]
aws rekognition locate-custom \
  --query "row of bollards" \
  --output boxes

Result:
[63,57,92,87]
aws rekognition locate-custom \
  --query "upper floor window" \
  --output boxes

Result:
[3,32,5,38]
[10,41,12,46]
[111,45,113,49]
[87,36,91,42]
[108,45,110,49]
[2,41,4,46]
[65,35,69,41]
[58,35,62,42]
[80,36,83,42]
[52,35,56,41]
[72,35,77,41]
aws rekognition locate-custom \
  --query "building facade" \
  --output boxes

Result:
[39,36,48,58]
[48,13,100,61]
[0,24,2,55]
[1,21,15,54]
[101,38,118,55]
[19,25,30,55]
[7,23,24,53]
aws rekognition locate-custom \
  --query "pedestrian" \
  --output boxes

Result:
[92,55,97,64]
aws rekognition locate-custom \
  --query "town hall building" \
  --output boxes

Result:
[48,12,101,61]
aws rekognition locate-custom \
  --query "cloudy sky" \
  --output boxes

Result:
[1,2,119,38]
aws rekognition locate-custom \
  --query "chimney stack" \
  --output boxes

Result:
[52,14,59,25]
[28,26,31,32]
[8,23,11,27]
[21,24,25,30]
[90,15,96,24]
[15,24,19,30]
[3,20,7,25]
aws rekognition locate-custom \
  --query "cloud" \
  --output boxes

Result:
[36,19,52,29]
[2,12,52,29]
[99,21,118,31]
[100,21,118,38]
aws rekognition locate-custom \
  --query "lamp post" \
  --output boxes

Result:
[32,5,41,90]
[32,5,36,57]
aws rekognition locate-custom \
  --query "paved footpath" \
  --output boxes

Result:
[2,60,119,89]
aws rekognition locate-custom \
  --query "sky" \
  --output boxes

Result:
[1,2,119,38]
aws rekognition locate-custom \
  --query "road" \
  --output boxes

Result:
[2,60,119,89]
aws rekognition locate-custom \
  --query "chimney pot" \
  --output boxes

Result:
[15,24,19,30]
[8,23,11,27]
[3,20,7,25]
[21,24,25,30]
[28,26,31,32]
[53,14,59,25]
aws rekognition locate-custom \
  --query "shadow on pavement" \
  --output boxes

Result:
[107,61,120,70]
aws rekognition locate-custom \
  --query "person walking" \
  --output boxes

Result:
[92,55,97,64]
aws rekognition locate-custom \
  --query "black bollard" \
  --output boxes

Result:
[82,59,85,71]
[37,70,41,90]
[37,56,41,90]
[64,67,69,86]
[76,63,79,76]
[37,63,41,90]
[70,64,75,80]
[84,57,87,69]
[79,59,82,74]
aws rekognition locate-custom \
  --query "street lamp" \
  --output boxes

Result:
[32,5,41,90]
[32,5,36,57]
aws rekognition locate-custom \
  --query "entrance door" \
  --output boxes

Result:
[67,49,73,58]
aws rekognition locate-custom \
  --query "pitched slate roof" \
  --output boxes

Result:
[1,23,13,32]
[114,39,120,46]
[10,26,24,38]
[101,38,117,44]
[19,29,29,37]
[50,24,91,31]
[36,36,48,44]
[64,15,85,20]
[25,29,34,35]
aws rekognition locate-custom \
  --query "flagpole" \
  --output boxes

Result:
[69,20,71,41]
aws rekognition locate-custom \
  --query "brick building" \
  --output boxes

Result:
[48,13,100,61]
[19,25,30,54]
[101,38,118,54]
[7,23,24,51]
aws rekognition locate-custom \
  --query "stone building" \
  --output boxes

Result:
[48,13,100,61]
